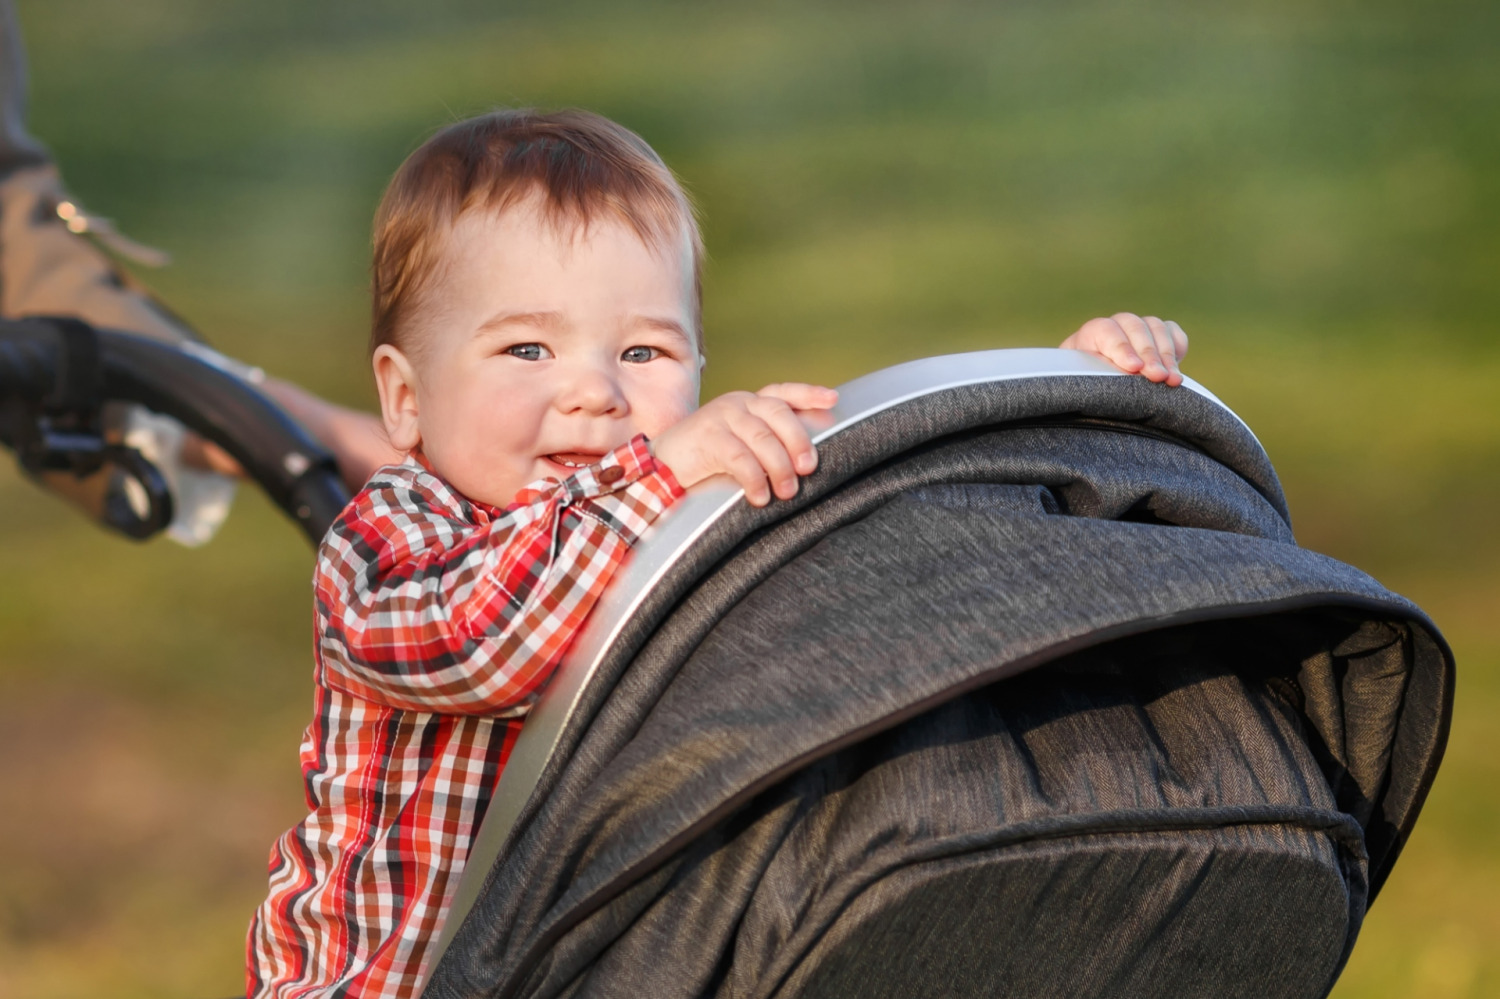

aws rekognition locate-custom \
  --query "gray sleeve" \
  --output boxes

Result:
[0,0,50,173]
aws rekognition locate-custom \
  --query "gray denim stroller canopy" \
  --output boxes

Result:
[423,350,1452,999]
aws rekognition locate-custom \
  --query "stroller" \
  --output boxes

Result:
[0,319,1453,999]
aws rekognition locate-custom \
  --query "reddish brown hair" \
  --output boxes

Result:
[370,108,703,354]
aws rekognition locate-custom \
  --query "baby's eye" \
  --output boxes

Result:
[621,346,659,363]
[505,343,552,361]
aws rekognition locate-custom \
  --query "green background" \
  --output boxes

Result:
[1,1,1495,996]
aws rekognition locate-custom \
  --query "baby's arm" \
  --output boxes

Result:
[315,436,680,714]
[1059,312,1189,386]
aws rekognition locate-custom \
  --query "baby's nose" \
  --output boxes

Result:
[558,368,627,415]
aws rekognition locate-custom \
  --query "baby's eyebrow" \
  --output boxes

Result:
[475,310,564,334]
[632,316,693,344]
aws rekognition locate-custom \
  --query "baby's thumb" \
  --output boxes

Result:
[757,382,839,411]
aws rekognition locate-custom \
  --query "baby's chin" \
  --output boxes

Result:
[427,460,530,509]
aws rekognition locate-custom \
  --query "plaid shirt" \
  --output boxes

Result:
[247,435,682,999]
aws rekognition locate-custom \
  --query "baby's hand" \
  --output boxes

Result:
[652,383,840,506]
[1059,313,1189,386]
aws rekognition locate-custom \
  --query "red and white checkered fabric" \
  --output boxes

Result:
[248,435,682,998]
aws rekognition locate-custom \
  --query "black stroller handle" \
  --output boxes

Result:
[0,316,350,544]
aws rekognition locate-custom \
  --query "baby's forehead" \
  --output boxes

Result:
[435,199,694,296]
[414,198,700,350]
[445,195,687,261]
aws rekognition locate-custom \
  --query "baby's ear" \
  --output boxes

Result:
[372,345,422,452]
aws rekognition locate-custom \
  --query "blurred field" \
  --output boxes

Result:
[0,1,1496,996]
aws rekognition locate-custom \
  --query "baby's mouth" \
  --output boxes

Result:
[544,452,605,470]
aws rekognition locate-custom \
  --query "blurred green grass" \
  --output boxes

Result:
[0,1,1496,996]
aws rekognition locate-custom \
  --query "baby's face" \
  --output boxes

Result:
[376,196,700,508]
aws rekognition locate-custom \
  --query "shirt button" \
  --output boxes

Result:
[598,466,625,485]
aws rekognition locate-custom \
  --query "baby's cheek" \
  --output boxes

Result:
[639,408,692,442]
[638,372,700,438]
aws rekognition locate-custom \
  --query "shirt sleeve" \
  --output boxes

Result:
[314,434,683,714]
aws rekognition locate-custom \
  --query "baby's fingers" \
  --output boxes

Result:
[710,424,776,506]
[727,407,800,503]
[1112,312,1176,382]
[749,395,818,477]
[1063,316,1144,374]
[1062,314,1189,384]
[756,382,839,412]
[1141,316,1185,386]
[1167,319,1189,363]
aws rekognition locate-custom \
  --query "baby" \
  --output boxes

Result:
[247,108,1187,999]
